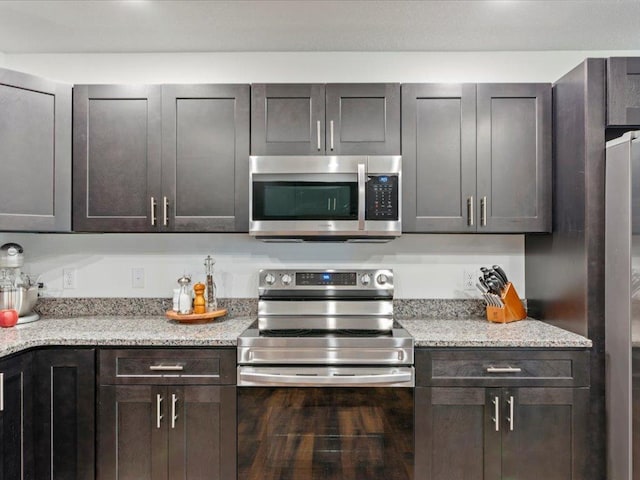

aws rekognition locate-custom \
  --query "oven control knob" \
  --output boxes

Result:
[281,274,293,286]
[360,273,371,285]
[376,273,389,285]
[264,273,276,285]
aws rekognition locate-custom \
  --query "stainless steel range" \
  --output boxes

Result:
[237,268,414,385]
[237,269,414,480]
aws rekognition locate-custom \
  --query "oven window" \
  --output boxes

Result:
[252,182,358,220]
[238,387,414,480]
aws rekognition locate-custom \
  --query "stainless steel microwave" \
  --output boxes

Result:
[249,156,401,241]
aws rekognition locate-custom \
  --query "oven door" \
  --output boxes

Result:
[238,384,414,480]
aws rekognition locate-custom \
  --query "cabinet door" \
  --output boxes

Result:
[607,57,640,126]
[97,385,167,480]
[326,83,400,155]
[33,349,95,480]
[401,84,477,232]
[73,85,162,232]
[501,387,589,480]
[0,68,71,232]
[251,84,325,155]
[167,386,236,480]
[415,387,501,480]
[162,85,250,232]
[0,353,33,480]
[477,84,551,232]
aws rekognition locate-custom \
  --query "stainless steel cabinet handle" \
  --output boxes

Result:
[149,365,184,372]
[467,196,474,226]
[486,366,522,373]
[507,395,514,431]
[150,197,157,226]
[0,373,3,412]
[171,394,178,429]
[156,394,163,429]
[330,120,334,151]
[357,163,366,230]
[316,120,321,151]
[492,396,500,431]
[333,198,337,211]
[163,196,169,227]
[481,196,487,226]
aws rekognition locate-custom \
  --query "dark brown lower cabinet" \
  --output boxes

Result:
[98,385,235,480]
[33,349,95,480]
[98,384,236,480]
[97,348,237,480]
[416,386,589,479]
[0,352,33,480]
[415,348,590,480]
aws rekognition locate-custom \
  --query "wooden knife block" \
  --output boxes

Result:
[486,282,527,323]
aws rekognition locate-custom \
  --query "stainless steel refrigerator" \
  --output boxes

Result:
[606,130,640,479]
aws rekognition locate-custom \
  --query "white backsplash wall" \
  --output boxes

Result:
[0,233,523,299]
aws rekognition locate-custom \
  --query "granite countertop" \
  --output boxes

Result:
[0,316,255,358]
[401,318,592,348]
[0,315,591,359]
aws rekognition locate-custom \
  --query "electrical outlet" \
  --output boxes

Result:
[463,268,476,291]
[62,268,76,289]
[132,268,145,289]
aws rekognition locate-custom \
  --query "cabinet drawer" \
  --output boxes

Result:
[416,349,589,387]
[99,348,236,385]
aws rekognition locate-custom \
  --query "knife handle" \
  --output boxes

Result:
[492,265,509,284]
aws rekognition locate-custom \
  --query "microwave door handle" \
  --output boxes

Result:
[358,163,366,230]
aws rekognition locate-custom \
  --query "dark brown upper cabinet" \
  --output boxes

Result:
[251,83,400,155]
[607,57,640,126]
[402,83,551,233]
[73,84,250,232]
[162,84,250,232]
[73,84,162,232]
[402,83,477,232]
[0,68,71,232]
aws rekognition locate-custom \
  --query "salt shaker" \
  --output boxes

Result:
[177,275,193,314]
[172,288,180,312]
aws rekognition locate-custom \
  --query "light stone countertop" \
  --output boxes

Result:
[0,315,591,359]
[0,316,255,358]
[401,318,592,348]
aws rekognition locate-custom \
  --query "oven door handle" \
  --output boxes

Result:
[237,367,414,387]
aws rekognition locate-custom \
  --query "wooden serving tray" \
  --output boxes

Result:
[165,308,228,324]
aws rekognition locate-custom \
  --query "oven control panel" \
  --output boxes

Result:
[259,269,393,290]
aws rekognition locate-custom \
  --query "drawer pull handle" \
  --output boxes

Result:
[486,366,522,373]
[149,365,184,372]
[0,373,3,412]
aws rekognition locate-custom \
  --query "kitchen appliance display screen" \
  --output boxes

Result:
[296,272,357,286]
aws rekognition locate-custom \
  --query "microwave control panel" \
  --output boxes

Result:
[365,175,399,220]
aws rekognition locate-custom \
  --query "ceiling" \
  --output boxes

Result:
[0,0,638,54]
